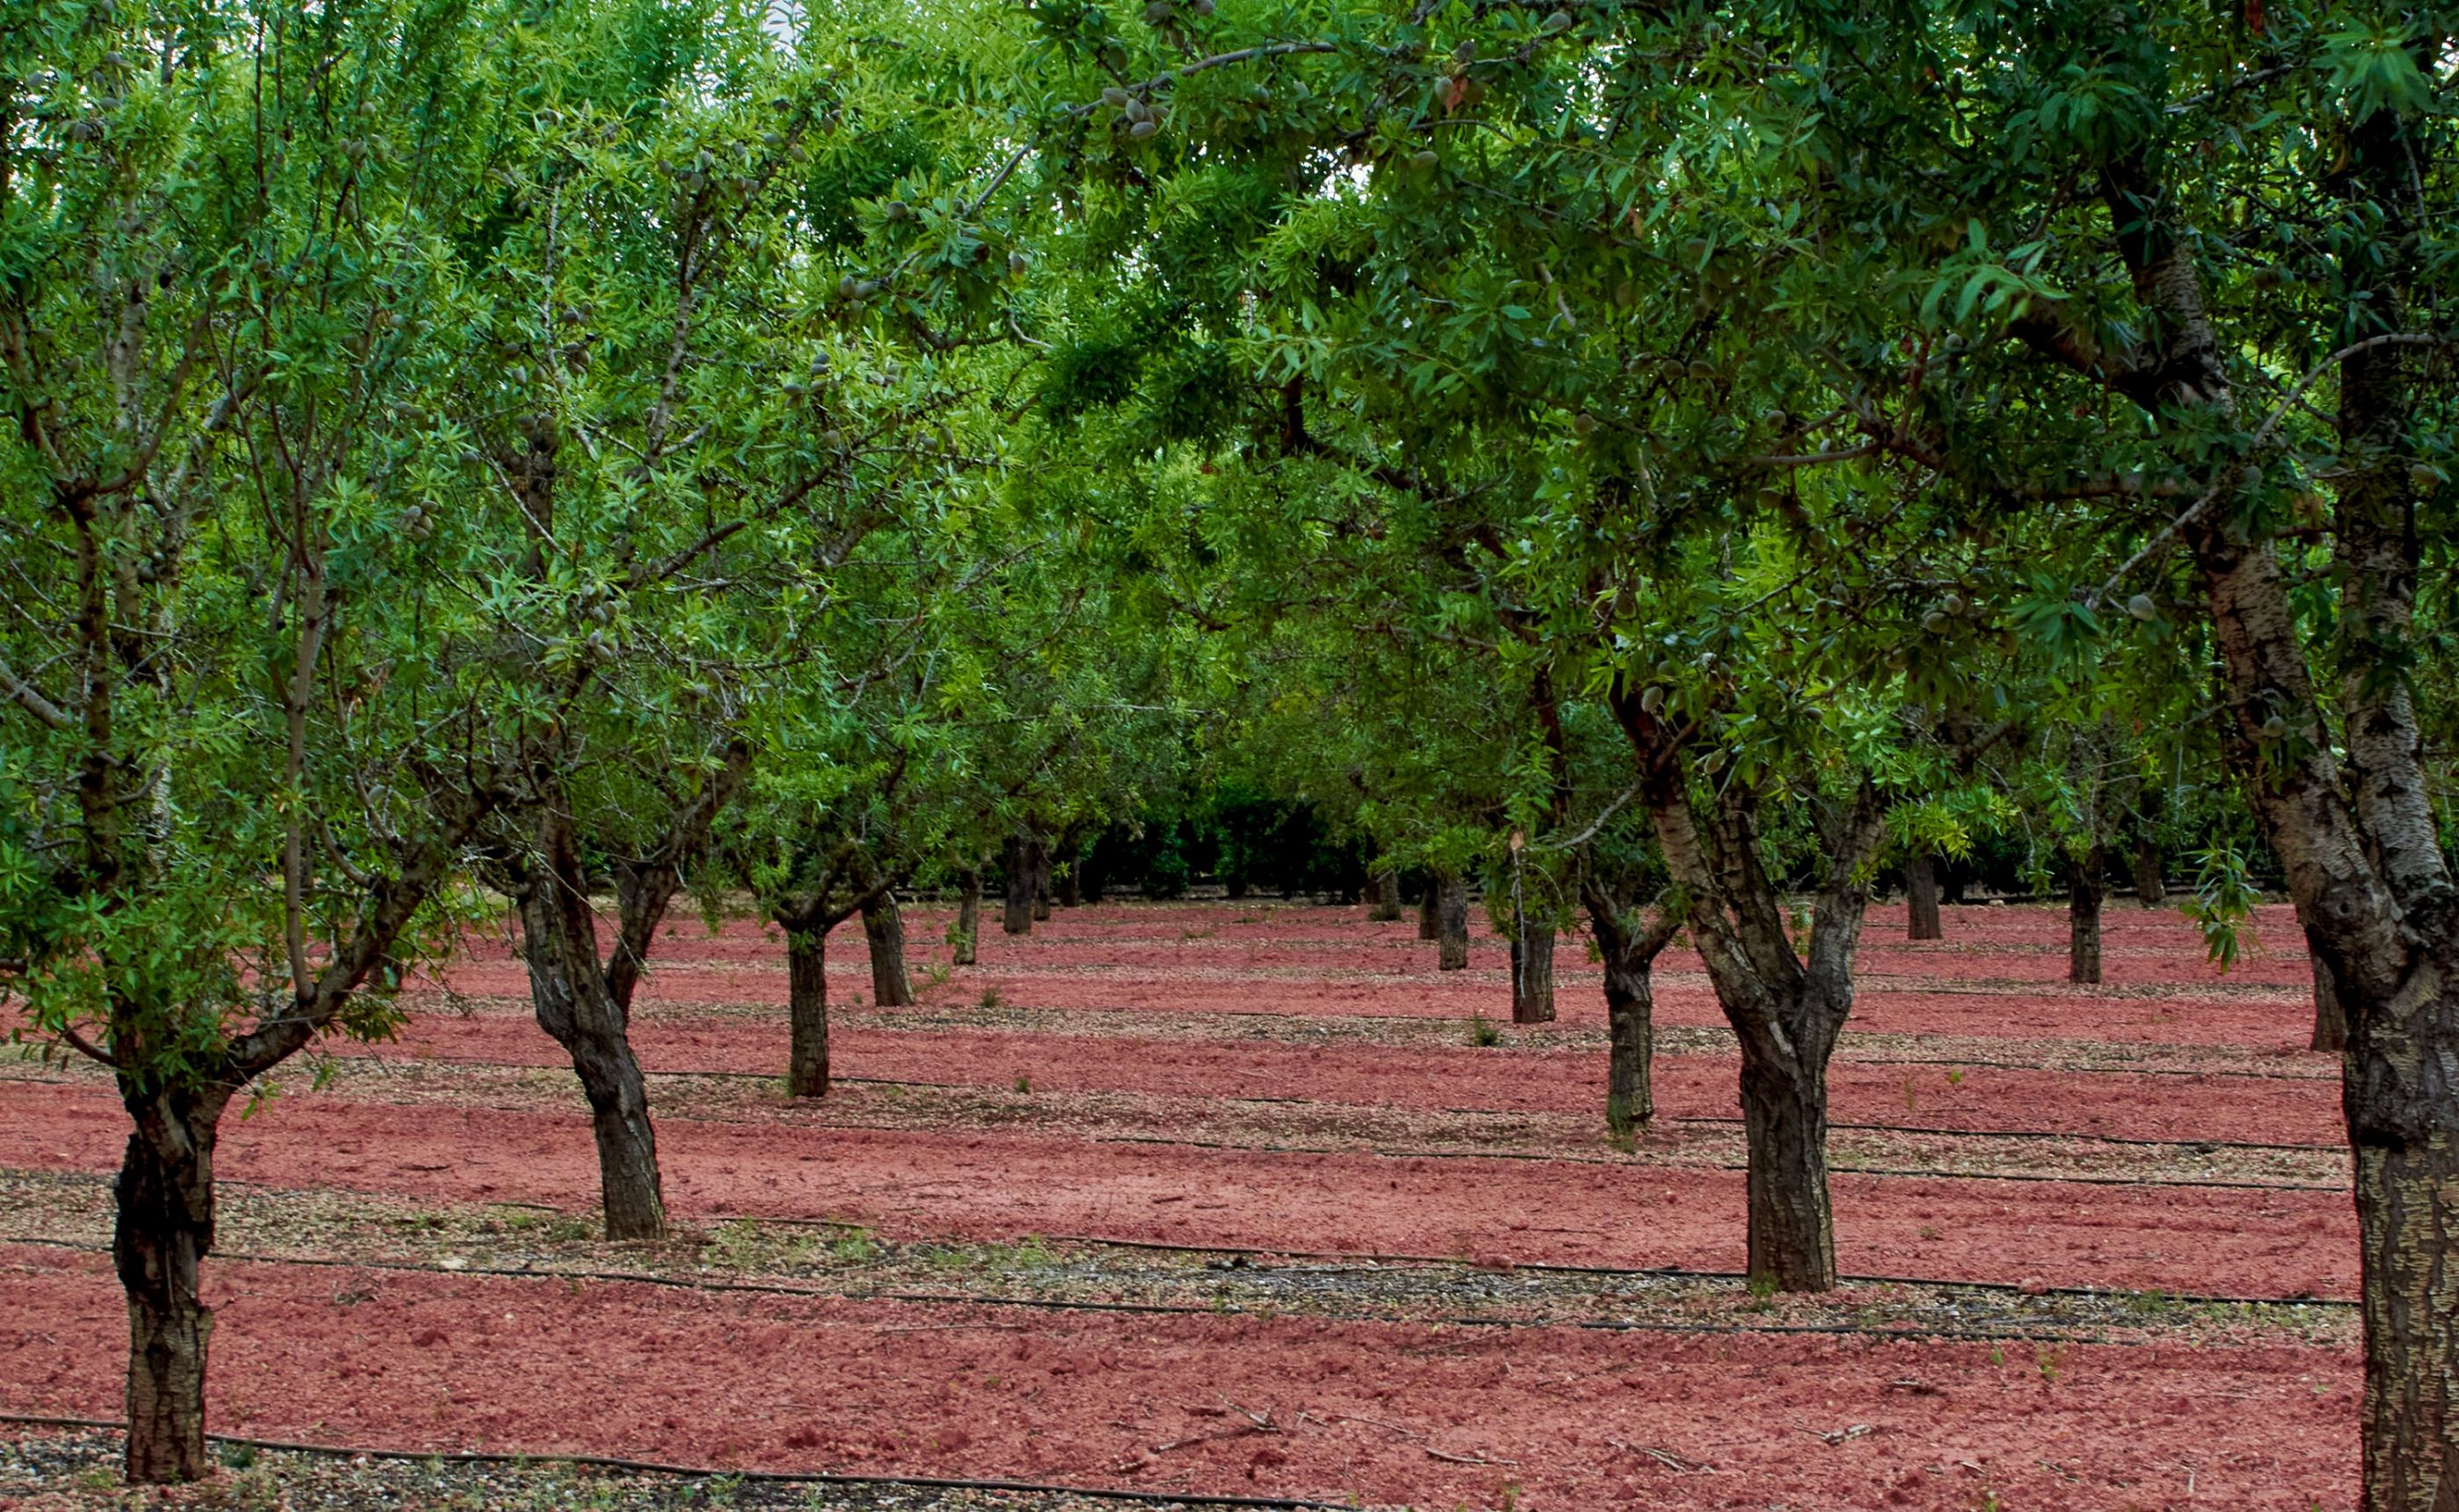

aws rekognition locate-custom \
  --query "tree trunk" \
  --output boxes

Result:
[1436,875,1469,970]
[1583,882,1677,1140]
[2132,837,2165,907]
[2311,950,2347,1054]
[786,925,830,1097]
[1369,869,1402,923]
[1905,851,1943,940]
[1510,921,1555,1024]
[1417,882,1441,940]
[1057,856,1082,908]
[1736,1027,1837,1291]
[519,890,667,1241]
[2067,846,2104,985]
[1002,836,1033,935]
[115,1088,227,1484]
[953,873,980,967]
[1603,961,1655,1135]
[2340,953,2459,1504]
[861,890,913,1007]
[1030,837,1052,922]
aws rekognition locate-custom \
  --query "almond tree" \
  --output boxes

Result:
[0,0,517,1477]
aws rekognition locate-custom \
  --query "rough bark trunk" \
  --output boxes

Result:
[952,873,980,967]
[1030,836,1053,922]
[1002,836,1033,935]
[786,925,830,1097]
[2311,950,2347,1055]
[2132,838,2166,907]
[1736,1026,1837,1291]
[1603,961,1655,1135]
[1436,876,1469,970]
[1057,862,1082,908]
[1369,869,1403,923]
[1581,880,1680,1139]
[1510,921,1555,1024]
[1905,851,1943,940]
[2067,846,2104,985]
[2353,1081,2459,1510]
[1417,882,1441,940]
[861,890,913,1007]
[519,889,667,1240]
[115,1088,227,1483]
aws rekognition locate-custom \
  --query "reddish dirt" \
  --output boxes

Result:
[424,899,2326,1048]
[0,1083,2358,1297]
[1,1242,2358,1509]
[4,896,2369,1507]
[353,1011,2347,1148]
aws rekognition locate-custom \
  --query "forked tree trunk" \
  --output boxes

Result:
[785,925,831,1096]
[2132,838,2166,907]
[1905,851,1943,940]
[1369,870,1402,922]
[116,1087,228,1483]
[1736,1019,1838,1291]
[2067,846,2104,985]
[1583,883,1678,1139]
[952,873,981,967]
[519,890,666,1240]
[1417,883,1441,940]
[1003,836,1033,935]
[2311,950,2347,1054]
[862,890,913,1007]
[1436,876,1470,971]
[1510,921,1555,1024]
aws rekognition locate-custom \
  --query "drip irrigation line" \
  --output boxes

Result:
[1,1229,2358,1316]
[0,1242,2265,1350]
[679,1223,2360,1310]
[321,1056,2351,1156]
[0,1415,1341,1509]
[17,1061,2338,1191]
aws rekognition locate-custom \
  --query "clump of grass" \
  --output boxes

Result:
[1013,1071,1032,1094]
[1604,1094,1638,1153]
[828,1228,882,1264]
[979,986,1003,1010]
[1467,1015,1503,1048]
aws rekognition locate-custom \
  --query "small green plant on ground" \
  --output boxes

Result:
[979,986,1003,1010]
[1467,1015,1503,1048]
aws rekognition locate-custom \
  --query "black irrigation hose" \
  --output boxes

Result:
[679,1220,2359,1311]
[4,1228,2356,1319]
[0,1414,1342,1509]
[0,1242,2204,1349]
[254,1056,2360,1187]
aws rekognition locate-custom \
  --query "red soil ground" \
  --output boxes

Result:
[352,1012,2347,1148]
[0,1082,2357,1297]
[2,1243,2356,1509]
[427,900,2323,1048]
[2,898,2363,1507]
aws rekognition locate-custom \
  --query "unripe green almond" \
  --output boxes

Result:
[1942,591,1964,616]
[1540,9,1573,31]
[2409,463,2441,492]
[2127,593,2158,622]
[1922,609,1950,633]
[1410,149,1439,171]
[1129,119,1159,138]
[1009,249,1030,274]
[1639,685,1665,715]
[2261,714,2289,740]
[1571,412,1597,436]
[1102,87,1130,107]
